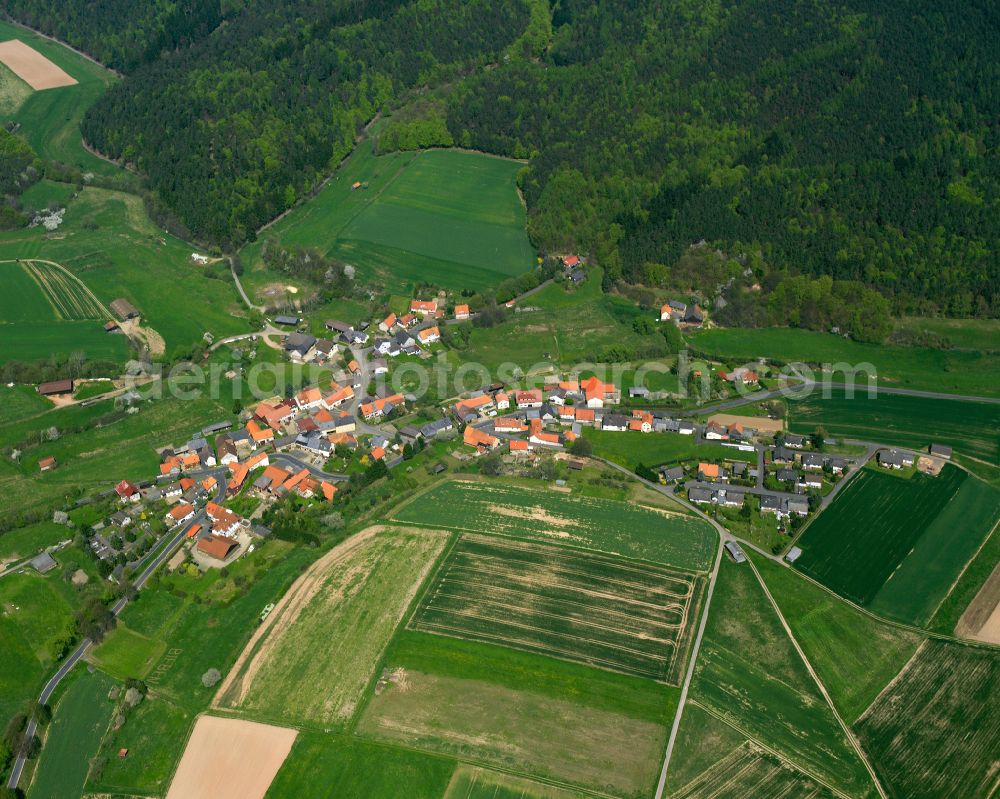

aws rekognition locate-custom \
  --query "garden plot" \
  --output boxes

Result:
[410,534,703,683]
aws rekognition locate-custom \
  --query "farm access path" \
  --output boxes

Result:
[590,456,890,798]
[5,471,230,792]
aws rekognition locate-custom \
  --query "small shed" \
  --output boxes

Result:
[38,456,57,472]
[785,546,803,564]
[38,379,74,396]
[929,443,953,459]
[110,298,140,320]
[274,315,300,326]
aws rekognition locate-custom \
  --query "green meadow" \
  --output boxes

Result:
[0,571,79,724]
[689,327,1000,398]
[0,188,249,362]
[750,554,923,723]
[582,427,755,472]
[26,670,116,799]
[0,20,118,174]
[243,143,534,294]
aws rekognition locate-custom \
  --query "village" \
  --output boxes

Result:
[29,269,954,585]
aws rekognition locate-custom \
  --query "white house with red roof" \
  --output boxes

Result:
[115,480,141,503]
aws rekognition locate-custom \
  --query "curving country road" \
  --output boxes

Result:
[5,474,230,791]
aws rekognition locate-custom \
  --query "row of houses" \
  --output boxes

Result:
[688,486,809,518]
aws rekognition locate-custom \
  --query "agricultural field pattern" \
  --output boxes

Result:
[1,8,1000,799]
[411,534,703,683]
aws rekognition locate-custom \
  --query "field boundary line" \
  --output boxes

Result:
[685,700,853,799]
[745,557,889,799]
[853,640,927,726]
[347,528,462,733]
[655,532,724,799]
[927,513,1000,630]
[772,553,1000,652]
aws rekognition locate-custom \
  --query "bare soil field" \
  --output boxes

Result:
[0,39,76,90]
[707,413,784,434]
[214,525,448,726]
[955,560,1000,645]
[164,715,296,799]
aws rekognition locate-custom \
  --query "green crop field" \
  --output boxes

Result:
[266,734,455,799]
[0,59,32,116]
[788,389,1000,465]
[215,526,448,727]
[750,554,923,723]
[444,765,589,799]
[27,669,116,799]
[582,428,756,472]
[0,260,126,364]
[411,534,703,683]
[391,479,717,571]
[665,703,750,797]
[358,669,667,797]
[855,640,1000,799]
[386,631,679,727]
[688,327,1000,398]
[792,466,979,610]
[0,21,118,174]
[690,558,876,798]
[243,144,534,293]
[868,476,1000,625]
[670,741,837,799]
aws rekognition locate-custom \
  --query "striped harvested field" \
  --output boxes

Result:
[410,534,703,683]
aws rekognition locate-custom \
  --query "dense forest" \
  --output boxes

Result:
[6,0,998,315]
[75,0,531,246]
[446,0,1000,316]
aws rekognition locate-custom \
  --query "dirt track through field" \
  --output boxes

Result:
[214,525,382,707]
[0,40,76,90]
[165,715,296,799]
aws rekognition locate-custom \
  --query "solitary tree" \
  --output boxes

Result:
[201,668,222,688]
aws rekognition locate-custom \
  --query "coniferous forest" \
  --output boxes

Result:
[4,0,998,316]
